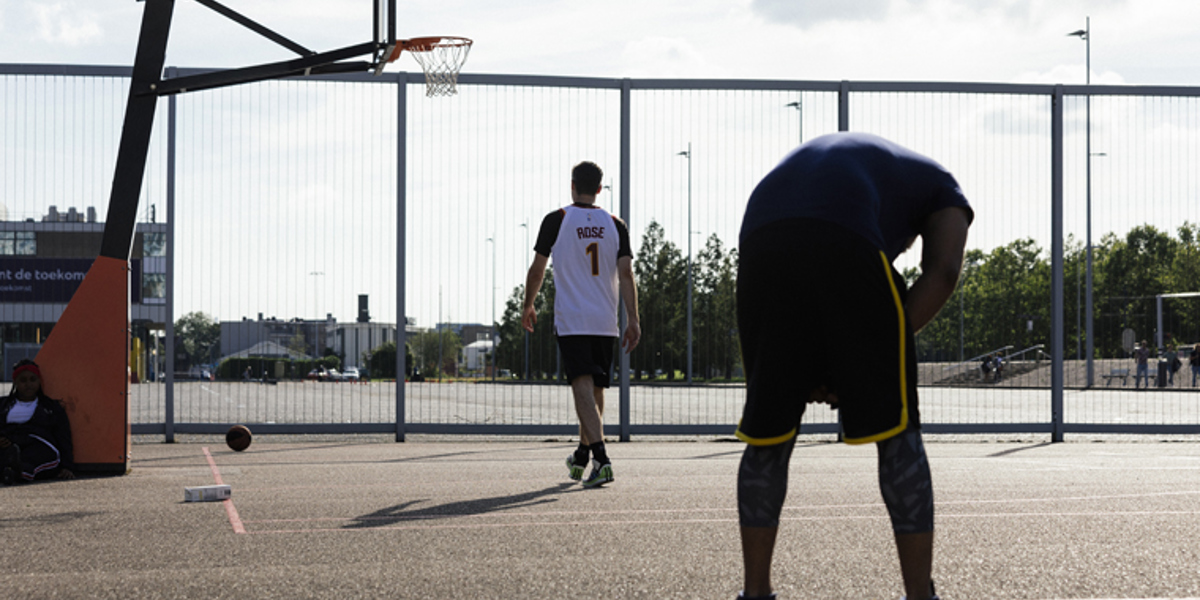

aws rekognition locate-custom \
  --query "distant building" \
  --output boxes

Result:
[1,206,167,380]
[463,338,495,371]
[220,315,332,363]
[330,321,402,370]
[220,311,419,371]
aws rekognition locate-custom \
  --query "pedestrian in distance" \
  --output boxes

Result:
[523,161,641,489]
[1134,341,1151,389]
[733,132,973,600]
[1189,346,1199,387]
[1165,341,1180,386]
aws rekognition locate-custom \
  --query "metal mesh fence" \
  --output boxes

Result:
[3,65,1199,438]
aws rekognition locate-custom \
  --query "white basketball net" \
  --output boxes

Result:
[407,37,473,97]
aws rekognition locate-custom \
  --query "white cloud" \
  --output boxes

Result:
[33,3,104,46]
[751,0,893,27]
[620,37,716,79]
[1013,64,1126,86]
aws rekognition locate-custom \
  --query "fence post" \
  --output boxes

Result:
[619,78,632,443]
[395,72,408,442]
[838,80,850,131]
[165,67,177,443]
[1051,84,1065,442]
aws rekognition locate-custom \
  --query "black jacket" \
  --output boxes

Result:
[1,393,75,471]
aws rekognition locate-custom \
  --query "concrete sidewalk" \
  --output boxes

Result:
[3,439,1200,599]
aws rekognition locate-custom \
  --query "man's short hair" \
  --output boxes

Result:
[572,161,603,195]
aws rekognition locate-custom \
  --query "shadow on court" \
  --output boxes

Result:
[346,482,575,528]
[3,439,1200,599]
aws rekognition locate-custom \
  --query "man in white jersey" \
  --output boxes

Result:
[523,161,641,488]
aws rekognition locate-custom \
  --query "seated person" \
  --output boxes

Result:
[1,359,75,484]
[980,355,993,381]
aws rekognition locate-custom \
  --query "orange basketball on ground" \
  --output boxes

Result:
[226,425,252,452]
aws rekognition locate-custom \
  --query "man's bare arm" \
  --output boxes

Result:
[522,253,549,333]
[906,207,971,333]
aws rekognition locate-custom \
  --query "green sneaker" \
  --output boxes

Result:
[565,454,584,481]
[582,460,613,488]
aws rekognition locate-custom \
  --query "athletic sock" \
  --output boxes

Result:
[573,443,590,466]
[588,441,609,465]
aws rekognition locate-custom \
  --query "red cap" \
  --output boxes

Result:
[13,363,41,379]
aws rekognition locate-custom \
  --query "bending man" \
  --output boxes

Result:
[734,133,972,600]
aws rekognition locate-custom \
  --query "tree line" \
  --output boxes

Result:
[915,222,1200,363]
[174,220,1200,380]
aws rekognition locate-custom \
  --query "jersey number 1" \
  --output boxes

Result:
[585,242,599,276]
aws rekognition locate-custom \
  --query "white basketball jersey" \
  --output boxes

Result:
[552,205,622,336]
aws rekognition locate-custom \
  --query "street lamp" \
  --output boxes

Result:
[309,271,324,359]
[519,222,530,380]
[677,143,693,384]
[786,100,803,145]
[486,236,496,382]
[1068,18,1094,386]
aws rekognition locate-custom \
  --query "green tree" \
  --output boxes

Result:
[496,287,526,376]
[914,240,1051,364]
[286,330,307,358]
[974,238,1051,355]
[364,341,413,379]
[1165,222,1200,346]
[495,267,560,380]
[174,311,221,368]
[410,328,464,378]
[632,220,686,379]
[1095,224,1180,356]
[693,234,739,379]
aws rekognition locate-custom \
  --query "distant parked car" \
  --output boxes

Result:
[306,368,330,382]
[342,367,361,381]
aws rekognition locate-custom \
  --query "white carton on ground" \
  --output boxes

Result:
[184,484,231,502]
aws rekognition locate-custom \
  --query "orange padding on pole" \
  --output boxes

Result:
[36,256,131,474]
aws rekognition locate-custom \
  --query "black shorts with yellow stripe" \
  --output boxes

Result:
[734,218,920,446]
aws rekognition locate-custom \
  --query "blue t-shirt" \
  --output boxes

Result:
[740,132,973,260]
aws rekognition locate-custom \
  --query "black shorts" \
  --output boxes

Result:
[557,335,617,388]
[734,218,920,445]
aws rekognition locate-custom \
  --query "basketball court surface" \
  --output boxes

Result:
[3,438,1200,599]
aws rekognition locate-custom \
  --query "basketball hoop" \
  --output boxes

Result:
[384,36,473,97]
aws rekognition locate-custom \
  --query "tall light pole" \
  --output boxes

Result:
[786,100,803,145]
[309,271,324,359]
[677,143,693,384]
[519,222,530,380]
[1069,18,1094,386]
[486,236,496,381]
